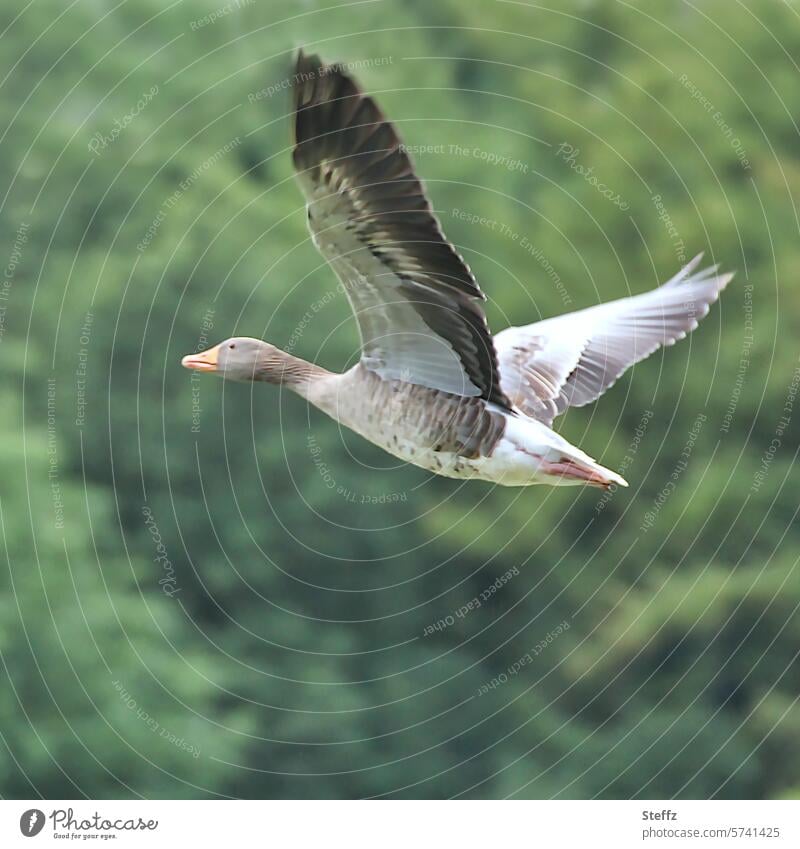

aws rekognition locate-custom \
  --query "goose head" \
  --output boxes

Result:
[181,337,285,383]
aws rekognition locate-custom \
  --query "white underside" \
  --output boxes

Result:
[369,408,627,488]
[307,371,628,489]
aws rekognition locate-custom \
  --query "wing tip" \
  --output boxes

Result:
[717,270,736,292]
[667,253,736,290]
[294,47,320,76]
[293,48,353,91]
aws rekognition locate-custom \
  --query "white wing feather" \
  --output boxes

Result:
[495,255,733,424]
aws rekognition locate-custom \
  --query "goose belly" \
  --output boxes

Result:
[348,403,544,485]
[377,434,489,480]
[368,428,547,484]
[318,368,559,485]
[346,410,485,479]
[361,404,578,486]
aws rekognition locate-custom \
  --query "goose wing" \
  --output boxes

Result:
[495,255,733,425]
[291,51,510,409]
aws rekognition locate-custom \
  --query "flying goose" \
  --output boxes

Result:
[182,51,732,489]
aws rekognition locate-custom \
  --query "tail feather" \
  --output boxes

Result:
[541,443,628,489]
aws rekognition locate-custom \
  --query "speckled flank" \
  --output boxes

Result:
[304,364,509,480]
[298,364,625,487]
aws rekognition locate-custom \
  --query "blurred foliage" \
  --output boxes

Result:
[1,0,798,798]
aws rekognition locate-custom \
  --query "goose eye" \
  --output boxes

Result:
[229,343,236,350]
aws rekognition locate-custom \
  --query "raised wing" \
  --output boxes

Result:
[495,255,733,425]
[291,50,511,409]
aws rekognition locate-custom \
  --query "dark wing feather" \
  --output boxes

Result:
[291,50,511,409]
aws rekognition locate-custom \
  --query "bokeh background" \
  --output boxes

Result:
[2,0,799,799]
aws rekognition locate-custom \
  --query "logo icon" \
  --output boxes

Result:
[19,809,45,837]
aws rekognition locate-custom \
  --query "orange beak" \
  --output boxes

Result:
[181,344,220,372]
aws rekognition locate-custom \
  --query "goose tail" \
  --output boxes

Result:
[541,443,629,490]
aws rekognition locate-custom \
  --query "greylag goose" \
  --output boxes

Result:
[182,51,732,489]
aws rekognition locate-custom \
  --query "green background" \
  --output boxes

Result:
[2,0,798,799]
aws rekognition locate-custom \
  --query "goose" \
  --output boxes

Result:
[182,51,732,490]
